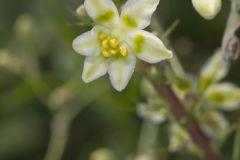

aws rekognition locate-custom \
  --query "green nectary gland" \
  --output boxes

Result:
[209,92,225,103]
[200,77,214,91]
[134,34,145,53]
[122,15,138,28]
[96,10,115,23]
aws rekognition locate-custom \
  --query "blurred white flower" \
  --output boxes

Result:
[192,0,222,20]
[134,154,153,160]
[199,50,229,91]
[136,100,168,124]
[90,148,115,160]
[199,51,240,111]
[0,50,22,73]
[14,14,35,36]
[200,110,229,139]
[168,123,191,152]
[205,83,240,111]
[72,0,172,91]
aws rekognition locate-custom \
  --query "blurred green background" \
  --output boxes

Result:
[0,0,240,160]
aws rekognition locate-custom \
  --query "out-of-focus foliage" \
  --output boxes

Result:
[0,0,240,160]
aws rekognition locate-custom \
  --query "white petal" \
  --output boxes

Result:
[72,31,98,56]
[120,0,160,29]
[82,55,109,83]
[72,26,109,56]
[84,0,119,27]
[199,50,229,91]
[126,30,172,63]
[108,54,136,91]
[137,100,167,124]
[200,111,228,139]
[168,123,190,152]
[205,83,240,111]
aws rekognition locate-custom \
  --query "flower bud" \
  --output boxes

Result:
[90,148,115,160]
[14,14,34,36]
[76,4,86,17]
[192,0,222,20]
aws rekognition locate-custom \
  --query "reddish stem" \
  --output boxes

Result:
[153,83,223,160]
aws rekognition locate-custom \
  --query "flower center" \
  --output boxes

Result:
[98,32,128,58]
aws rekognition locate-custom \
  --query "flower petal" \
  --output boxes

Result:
[84,0,119,27]
[205,83,240,111]
[137,99,168,124]
[199,50,229,91]
[169,123,191,152]
[108,54,136,91]
[82,55,109,83]
[72,25,109,56]
[126,30,172,63]
[120,0,160,30]
[200,111,228,139]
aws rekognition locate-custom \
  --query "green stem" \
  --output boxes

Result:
[220,123,238,148]
[137,120,159,159]
[233,123,240,160]
[44,111,71,160]
[221,0,240,60]
[161,19,180,41]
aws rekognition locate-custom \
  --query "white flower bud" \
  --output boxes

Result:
[90,148,115,160]
[76,4,86,17]
[14,14,34,36]
[192,0,222,20]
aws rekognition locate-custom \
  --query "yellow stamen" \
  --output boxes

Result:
[101,39,109,49]
[109,49,118,55]
[99,32,108,41]
[99,32,128,58]
[109,38,118,48]
[101,50,111,57]
[119,45,128,56]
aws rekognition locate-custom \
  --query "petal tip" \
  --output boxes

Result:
[167,50,174,59]
[72,39,78,52]
[82,74,92,83]
[112,83,126,92]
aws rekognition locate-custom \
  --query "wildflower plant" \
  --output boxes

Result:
[2,0,240,160]
[70,0,240,160]
[72,0,172,91]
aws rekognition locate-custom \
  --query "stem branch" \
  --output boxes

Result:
[151,82,223,160]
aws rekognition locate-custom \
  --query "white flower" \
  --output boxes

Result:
[199,50,229,91]
[136,101,168,124]
[192,0,222,20]
[168,123,191,151]
[200,110,228,139]
[199,51,240,110]
[72,0,173,91]
[90,148,115,160]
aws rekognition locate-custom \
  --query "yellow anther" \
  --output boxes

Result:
[101,50,111,57]
[99,32,108,41]
[101,39,109,48]
[109,49,118,55]
[119,45,128,56]
[109,38,118,48]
